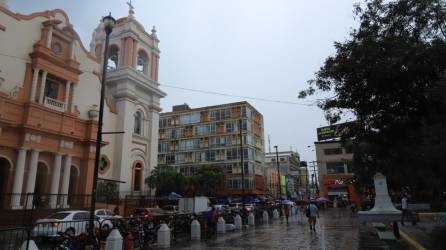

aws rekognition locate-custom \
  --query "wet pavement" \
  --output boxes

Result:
[170,209,359,250]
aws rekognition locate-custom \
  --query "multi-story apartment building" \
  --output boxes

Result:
[265,151,300,198]
[0,2,165,209]
[158,102,265,196]
[315,123,359,204]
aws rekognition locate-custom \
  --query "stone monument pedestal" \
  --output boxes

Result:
[358,172,402,223]
[358,173,402,244]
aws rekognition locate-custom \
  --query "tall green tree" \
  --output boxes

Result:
[300,0,446,210]
[97,181,119,202]
[190,166,225,197]
[145,166,188,196]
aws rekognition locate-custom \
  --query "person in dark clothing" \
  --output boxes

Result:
[283,204,290,224]
[113,206,120,216]
[207,207,218,235]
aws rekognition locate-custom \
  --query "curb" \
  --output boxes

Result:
[399,229,427,250]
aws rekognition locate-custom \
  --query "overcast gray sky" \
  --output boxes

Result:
[10,0,358,163]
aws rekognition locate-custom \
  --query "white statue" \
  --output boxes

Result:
[358,172,402,222]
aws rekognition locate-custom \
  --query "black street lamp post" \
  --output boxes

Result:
[88,13,116,234]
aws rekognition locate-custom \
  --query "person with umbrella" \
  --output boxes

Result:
[306,200,319,232]
[281,200,292,224]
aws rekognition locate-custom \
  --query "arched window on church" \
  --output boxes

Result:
[107,45,119,71]
[136,50,149,74]
[133,163,142,192]
[134,111,142,135]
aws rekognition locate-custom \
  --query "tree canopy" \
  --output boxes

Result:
[145,166,188,197]
[300,0,446,209]
[145,165,225,197]
[190,166,225,197]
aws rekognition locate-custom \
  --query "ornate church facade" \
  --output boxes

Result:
[0,0,165,209]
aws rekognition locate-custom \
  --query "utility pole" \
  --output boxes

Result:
[311,161,319,194]
[305,163,310,199]
[274,146,281,200]
[239,119,245,209]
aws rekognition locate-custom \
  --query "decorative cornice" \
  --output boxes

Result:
[107,67,166,98]
[60,139,74,149]
[148,104,162,112]
[25,132,41,143]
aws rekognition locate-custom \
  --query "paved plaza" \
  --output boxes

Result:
[170,209,360,250]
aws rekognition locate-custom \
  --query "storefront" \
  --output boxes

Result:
[322,177,360,205]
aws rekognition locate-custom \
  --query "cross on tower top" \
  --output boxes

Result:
[127,0,135,17]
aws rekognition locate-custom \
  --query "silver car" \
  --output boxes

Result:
[32,210,101,237]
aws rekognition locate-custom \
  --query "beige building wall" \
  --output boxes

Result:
[315,141,353,197]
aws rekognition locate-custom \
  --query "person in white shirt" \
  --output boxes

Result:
[401,194,408,225]
[307,201,319,231]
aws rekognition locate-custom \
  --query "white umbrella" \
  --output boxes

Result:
[168,192,182,200]
[281,200,293,205]
[316,197,330,202]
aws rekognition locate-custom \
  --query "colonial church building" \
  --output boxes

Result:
[0,0,165,209]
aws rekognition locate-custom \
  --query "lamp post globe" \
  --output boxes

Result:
[102,14,116,35]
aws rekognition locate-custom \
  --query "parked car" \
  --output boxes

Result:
[161,205,178,214]
[95,209,122,219]
[94,209,122,230]
[31,210,101,237]
[132,208,153,220]
[148,208,172,224]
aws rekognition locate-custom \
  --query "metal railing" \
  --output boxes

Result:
[0,227,29,250]
[0,203,290,249]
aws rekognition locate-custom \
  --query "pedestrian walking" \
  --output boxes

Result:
[207,207,218,234]
[306,201,319,232]
[401,194,408,225]
[283,204,290,224]
[350,202,357,216]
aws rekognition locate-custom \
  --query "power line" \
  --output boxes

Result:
[0,52,319,106]
[160,83,317,106]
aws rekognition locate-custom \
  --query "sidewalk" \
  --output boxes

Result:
[399,222,434,249]
[399,212,446,250]
[170,209,359,250]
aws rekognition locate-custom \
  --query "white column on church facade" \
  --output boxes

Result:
[49,153,62,208]
[10,148,27,209]
[46,26,53,48]
[38,71,48,104]
[29,68,40,101]
[64,81,71,111]
[25,150,40,209]
[70,41,75,59]
[60,155,71,208]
